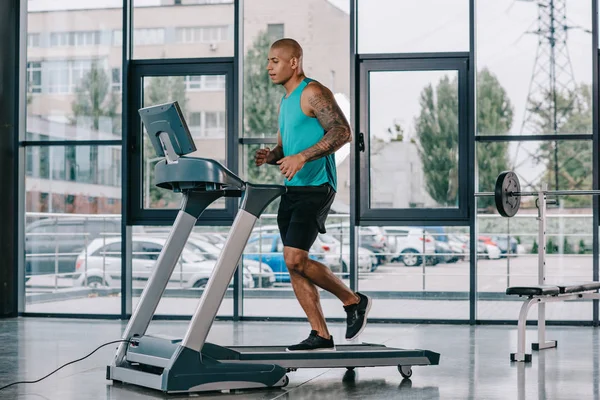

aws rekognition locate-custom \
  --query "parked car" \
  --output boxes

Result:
[413,226,464,264]
[248,225,375,274]
[382,227,437,267]
[478,236,502,259]
[187,235,275,288]
[25,217,121,277]
[243,233,329,283]
[316,233,376,273]
[490,235,519,257]
[72,236,254,289]
[326,224,390,266]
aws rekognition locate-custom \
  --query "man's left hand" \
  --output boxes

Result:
[277,154,306,181]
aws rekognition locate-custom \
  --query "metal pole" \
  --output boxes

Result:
[54,218,58,291]
[475,190,600,198]
[422,231,426,291]
[538,184,547,346]
[507,217,511,287]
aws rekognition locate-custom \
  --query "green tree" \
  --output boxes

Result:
[71,63,119,132]
[243,30,285,187]
[71,64,120,186]
[414,68,513,209]
[414,75,459,206]
[476,68,514,210]
[143,76,188,208]
[530,84,592,207]
[243,30,287,214]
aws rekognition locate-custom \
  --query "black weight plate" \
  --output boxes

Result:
[495,171,521,217]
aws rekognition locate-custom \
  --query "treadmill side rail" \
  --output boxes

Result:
[181,209,258,352]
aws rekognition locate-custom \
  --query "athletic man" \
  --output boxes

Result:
[255,38,371,351]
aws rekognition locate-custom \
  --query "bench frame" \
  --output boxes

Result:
[511,292,600,362]
[506,185,600,362]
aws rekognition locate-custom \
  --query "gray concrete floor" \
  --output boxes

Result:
[0,318,598,399]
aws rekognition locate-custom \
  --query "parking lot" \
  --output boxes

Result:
[25,253,594,294]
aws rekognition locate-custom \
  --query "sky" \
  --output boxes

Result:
[27,0,594,188]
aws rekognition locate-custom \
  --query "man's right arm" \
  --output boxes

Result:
[267,130,284,165]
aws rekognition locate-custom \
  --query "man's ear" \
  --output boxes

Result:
[290,57,298,70]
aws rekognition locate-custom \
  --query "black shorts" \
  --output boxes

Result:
[277,183,336,252]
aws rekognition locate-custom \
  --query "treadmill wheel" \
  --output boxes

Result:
[398,365,412,379]
[282,375,289,387]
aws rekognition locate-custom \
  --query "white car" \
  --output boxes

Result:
[72,236,254,289]
[382,227,437,267]
[187,235,275,288]
[316,233,375,273]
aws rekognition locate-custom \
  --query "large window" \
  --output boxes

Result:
[357,57,469,223]
[476,0,592,136]
[18,0,599,324]
[240,0,351,317]
[27,4,123,140]
[24,2,124,315]
[133,0,234,59]
[24,145,122,314]
[140,73,228,210]
[475,0,593,322]
[357,0,469,54]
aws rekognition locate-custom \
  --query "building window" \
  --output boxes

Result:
[27,33,40,48]
[205,111,225,137]
[40,60,106,94]
[189,112,202,134]
[27,62,42,93]
[267,23,284,40]
[176,26,231,44]
[135,28,165,45]
[184,75,226,91]
[186,111,225,137]
[113,30,123,46]
[49,31,100,47]
[111,68,121,92]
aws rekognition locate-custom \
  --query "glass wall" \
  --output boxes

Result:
[26,3,123,140]
[475,0,594,321]
[240,0,351,317]
[24,145,122,314]
[131,225,233,317]
[19,0,599,324]
[476,0,592,137]
[24,1,123,314]
[357,0,469,53]
[132,0,234,59]
[141,74,228,210]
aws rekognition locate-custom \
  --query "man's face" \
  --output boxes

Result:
[266,46,295,85]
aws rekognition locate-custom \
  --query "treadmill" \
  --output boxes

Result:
[107,101,440,394]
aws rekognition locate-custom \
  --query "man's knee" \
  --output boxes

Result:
[284,247,309,274]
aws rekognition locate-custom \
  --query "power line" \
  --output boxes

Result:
[516,0,581,191]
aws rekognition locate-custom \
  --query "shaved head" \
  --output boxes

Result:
[270,38,303,60]
[267,38,305,87]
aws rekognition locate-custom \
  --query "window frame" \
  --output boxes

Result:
[128,58,237,226]
[357,54,470,225]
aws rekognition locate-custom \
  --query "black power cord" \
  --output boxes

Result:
[0,339,130,392]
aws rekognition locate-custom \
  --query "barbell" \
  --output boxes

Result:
[475,171,600,217]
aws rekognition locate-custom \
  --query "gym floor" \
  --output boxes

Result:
[0,318,598,400]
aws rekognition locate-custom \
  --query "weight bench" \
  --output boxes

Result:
[505,282,600,362]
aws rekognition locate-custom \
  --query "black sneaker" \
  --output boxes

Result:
[344,292,372,340]
[286,330,336,352]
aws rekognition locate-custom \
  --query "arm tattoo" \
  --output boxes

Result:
[300,86,352,162]
[267,145,284,165]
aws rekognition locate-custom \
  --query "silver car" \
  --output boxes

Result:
[72,236,254,289]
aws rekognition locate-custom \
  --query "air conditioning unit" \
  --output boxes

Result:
[209,42,218,51]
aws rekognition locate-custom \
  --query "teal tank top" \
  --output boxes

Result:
[278,78,337,191]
